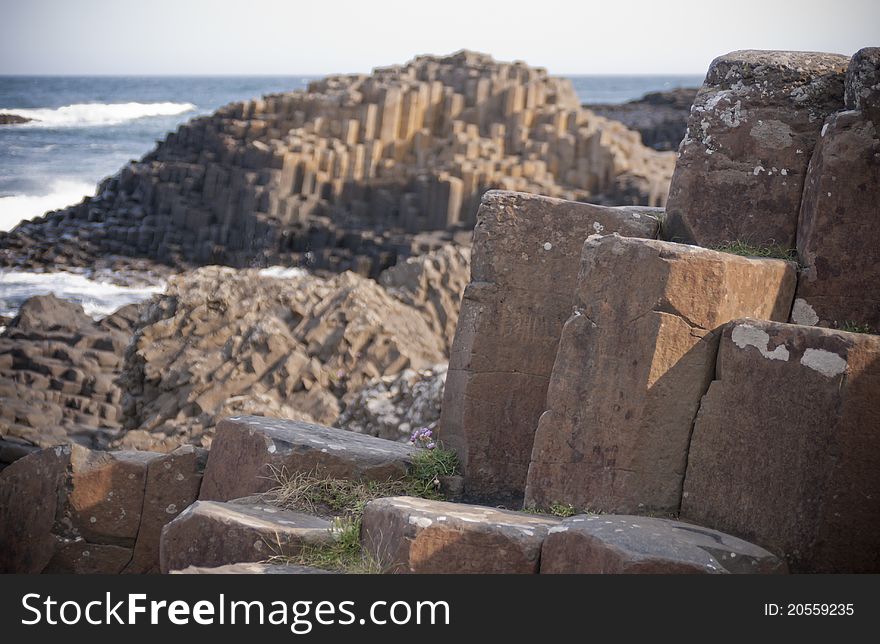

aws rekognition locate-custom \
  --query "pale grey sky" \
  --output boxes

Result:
[1,0,877,75]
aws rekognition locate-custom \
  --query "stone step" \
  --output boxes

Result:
[361,496,561,574]
[159,499,336,573]
[682,319,880,572]
[525,235,796,514]
[171,563,332,575]
[199,415,420,502]
[540,515,786,574]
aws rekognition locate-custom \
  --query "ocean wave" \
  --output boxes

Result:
[0,270,164,319]
[0,101,196,128]
[0,179,95,232]
[258,266,309,279]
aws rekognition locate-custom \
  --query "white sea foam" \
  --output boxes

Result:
[0,101,195,128]
[258,266,309,279]
[0,270,164,320]
[0,179,95,232]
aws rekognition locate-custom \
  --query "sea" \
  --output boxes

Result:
[0,73,702,320]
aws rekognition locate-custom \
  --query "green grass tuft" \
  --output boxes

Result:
[267,517,384,574]
[710,240,798,262]
[261,446,460,573]
[523,502,580,518]
[840,321,874,334]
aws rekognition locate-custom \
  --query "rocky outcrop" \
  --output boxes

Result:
[361,496,560,573]
[793,48,880,331]
[336,363,447,442]
[117,265,450,451]
[440,191,660,503]
[540,515,787,574]
[587,88,698,151]
[0,295,142,450]
[0,51,673,278]
[665,50,849,247]
[199,416,420,502]
[524,236,796,514]
[0,443,205,573]
[0,114,32,125]
[682,319,880,572]
[379,244,471,346]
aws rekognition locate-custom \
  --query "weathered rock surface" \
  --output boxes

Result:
[159,499,334,573]
[337,363,447,441]
[117,264,451,451]
[125,445,208,573]
[0,295,142,450]
[0,445,71,573]
[845,47,880,124]
[793,49,880,331]
[665,50,849,247]
[361,496,560,573]
[199,416,420,501]
[525,235,796,514]
[0,51,672,277]
[682,319,880,572]
[0,441,204,573]
[440,191,660,503]
[540,514,787,574]
[379,245,471,346]
[587,88,698,151]
[172,563,332,574]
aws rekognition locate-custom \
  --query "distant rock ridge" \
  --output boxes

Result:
[0,50,674,277]
[586,87,699,151]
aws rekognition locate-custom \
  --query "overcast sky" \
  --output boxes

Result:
[1,0,876,75]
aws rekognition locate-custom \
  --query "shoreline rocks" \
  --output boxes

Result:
[0,50,673,279]
[586,87,698,151]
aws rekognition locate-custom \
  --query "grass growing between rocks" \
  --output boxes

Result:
[267,517,384,574]
[524,502,578,518]
[263,447,460,573]
[710,240,798,262]
[840,321,874,334]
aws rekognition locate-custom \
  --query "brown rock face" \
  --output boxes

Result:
[524,235,796,514]
[159,500,334,573]
[682,319,880,572]
[63,445,155,543]
[0,445,71,573]
[665,50,849,247]
[540,515,787,574]
[199,416,419,502]
[0,296,142,450]
[0,441,204,573]
[793,51,880,331]
[124,445,208,573]
[360,496,560,573]
[44,541,133,574]
[439,191,660,502]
